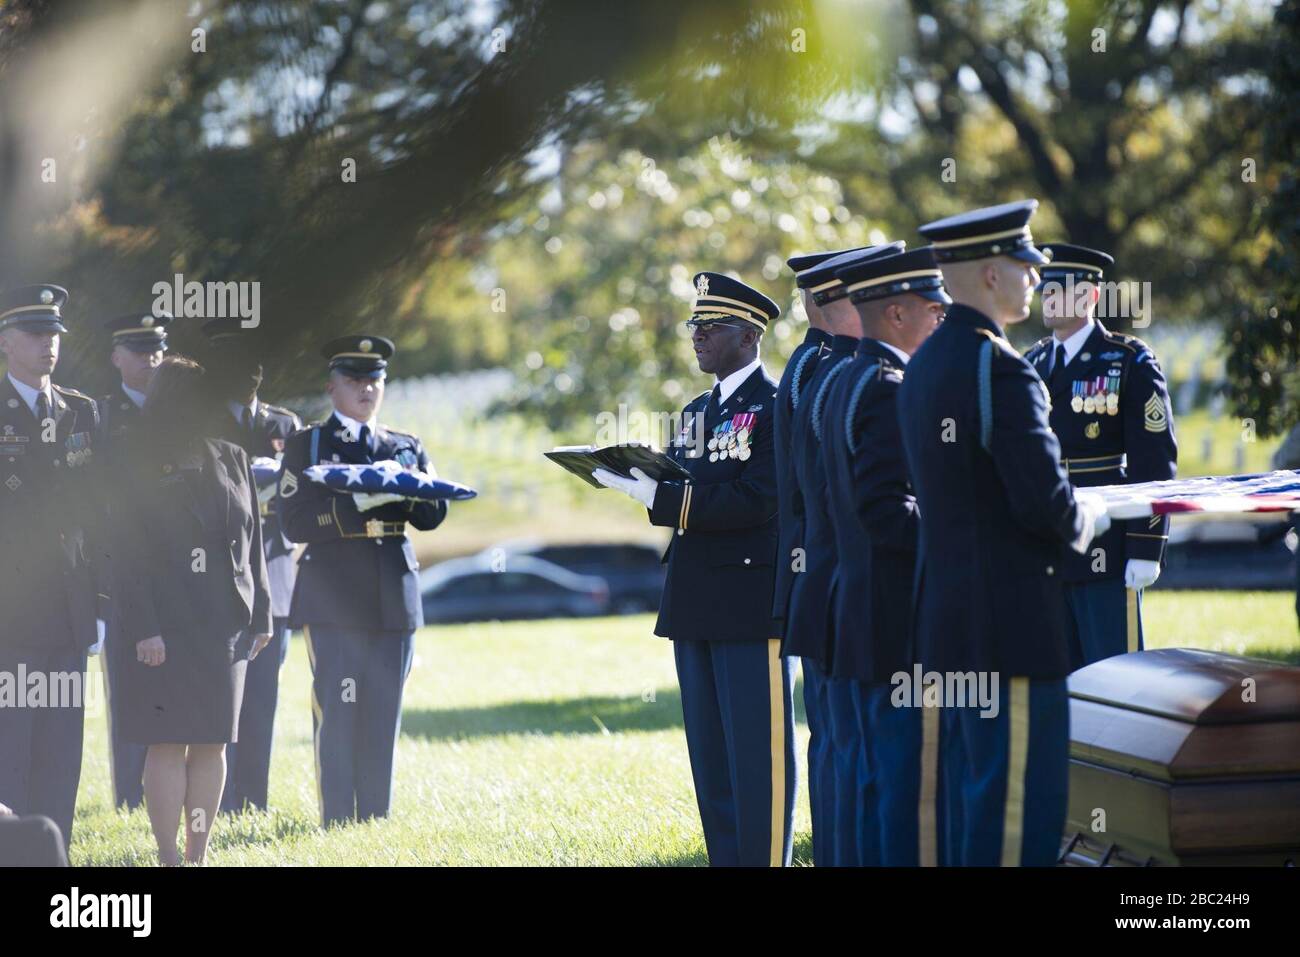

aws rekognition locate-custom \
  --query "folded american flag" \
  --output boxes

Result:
[1092,470,1300,520]
[303,460,478,501]
[250,456,283,488]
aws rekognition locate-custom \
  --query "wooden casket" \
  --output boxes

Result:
[1061,648,1300,866]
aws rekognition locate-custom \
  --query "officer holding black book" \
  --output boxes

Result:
[594,272,792,867]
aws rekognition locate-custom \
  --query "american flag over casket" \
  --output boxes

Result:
[303,460,478,501]
[1092,469,1300,520]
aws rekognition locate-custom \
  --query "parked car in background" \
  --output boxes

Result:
[1153,514,1296,590]
[420,554,610,623]
[491,540,666,614]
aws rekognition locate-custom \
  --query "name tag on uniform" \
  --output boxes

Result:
[0,425,28,455]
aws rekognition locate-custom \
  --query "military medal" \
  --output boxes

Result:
[65,431,91,468]
[731,413,755,461]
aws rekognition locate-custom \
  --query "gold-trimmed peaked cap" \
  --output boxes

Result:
[835,246,952,306]
[322,334,394,378]
[918,199,1049,266]
[1035,242,1113,288]
[104,311,174,352]
[793,242,907,305]
[787,245,890,289]
[0,284,70,334]
[688,272,779,332]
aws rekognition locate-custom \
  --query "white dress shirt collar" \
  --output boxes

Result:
[121,383,148,409]
[879,341,910,367]
[715,356,763,405]
[229,398,259,424]
[332,408,375,439]
[7,373,51,417]
[1052,318,1097,368]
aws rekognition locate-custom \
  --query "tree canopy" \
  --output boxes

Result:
[0,0,1291,432]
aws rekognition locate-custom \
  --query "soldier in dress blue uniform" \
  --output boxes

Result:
[0,284,102,847]
[593,272,793,866]
[898,202,1111,866]
[821,247,948,866]
[277,335,448,827]
[201,319,304,812]
[781,243,902,866]
[97,310,174,810]
[1023,244,1177,668]
[774,246,857,867]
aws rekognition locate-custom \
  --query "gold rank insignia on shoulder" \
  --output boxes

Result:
[1144,393,1168,432]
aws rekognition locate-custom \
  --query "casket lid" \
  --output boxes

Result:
[1068,648,1300,725]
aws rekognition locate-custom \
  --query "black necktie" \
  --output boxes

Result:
[357,424,372,456]
[1049,343,1067,390]
[705,386,721,421]
[35,391,50,423]
[241,407,254,434]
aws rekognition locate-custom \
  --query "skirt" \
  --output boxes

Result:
[115,626,248,745]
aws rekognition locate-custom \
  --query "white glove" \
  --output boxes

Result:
[592,467,658,508]
[353,491,405,512]
[1125,558,1161,590]
[88,619,106,656]
[1069,490,1112,555]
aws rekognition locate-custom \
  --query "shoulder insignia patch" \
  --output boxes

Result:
[280,470,299,497]
[1143,393,1168,433]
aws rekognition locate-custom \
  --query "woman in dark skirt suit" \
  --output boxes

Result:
[113,356,272,865]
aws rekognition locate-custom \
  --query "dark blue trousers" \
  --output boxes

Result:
[856,683,930,866]
[826,676,866,865]
[1065,578,1143,669]
[940,677,1068,867]
[674,638,796,866]
[222,619,291,812]
[303,625,413,828]
[102,619,147,810]
[0,646,86,848]
[801,657,834,866]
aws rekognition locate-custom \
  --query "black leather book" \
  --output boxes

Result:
[544,443,692,488]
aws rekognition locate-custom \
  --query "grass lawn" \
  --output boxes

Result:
[69,590,1298,866]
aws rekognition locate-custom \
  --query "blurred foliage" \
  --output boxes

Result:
[1225,0,1300,437]
[458,138,882,429]
[0,0,1289,428]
